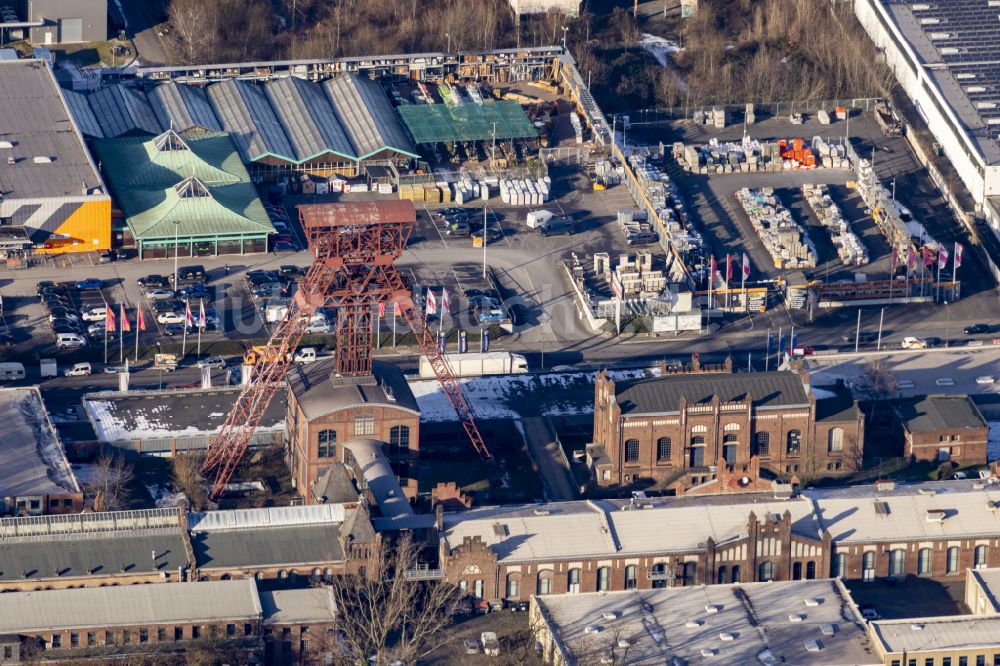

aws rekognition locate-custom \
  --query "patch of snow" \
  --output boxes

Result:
[410,368,654,422]
[989,422,1000,462]
[207,412,224,418]
[639,33,683,67]
[810,387,838,400]
[145,484,187,509]
[85,398,284,441]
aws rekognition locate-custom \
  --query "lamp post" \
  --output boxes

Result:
[446,33,451,53]
[172,220,181,293]
[561,26,568,51]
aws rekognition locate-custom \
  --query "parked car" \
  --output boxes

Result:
[196,355,226,369]
[75,278,102,290]
[446,222,471,237]
[55,333,87,350]
[472,226,502,243]
[137,275,168,289]
[273,241,298,252]
[306,320,331,333]
[36,280,57,295]
[49,311,80,324]
[104,364,127,375]
[964,323,990,335]
[976,375,995,385]
[178,284,210,299]
[860,608,881,622]
[98,251,115,264]
[145,288,175,301]
[901,336,927,350]
[538,219,575,236]
[64,362,92,377]
[157,311,186,325]
[279,265,305,278]
[168,265,206,285]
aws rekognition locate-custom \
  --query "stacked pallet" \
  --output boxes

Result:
[570,111,584,144]
[735,187,817,269]
[672,136,850,174]
[811,137,850,169]
[499,178,551,206]
[802,184,868,266]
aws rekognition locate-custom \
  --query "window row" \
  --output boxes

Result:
[623,428,834,464]
[42,623,254,649]
[834,545,986,580]
[314,424,410,459]
[502,563,699,597]
[891,654,1000,666]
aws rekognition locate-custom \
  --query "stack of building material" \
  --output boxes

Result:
[778,138,816,169]
[735,187,817,269]
[817,109,831,125]
[673,136,847,174]
[422,184,441,204]
[570,111,584,144]
[437,182,452,203]
[611,252,668,299]
[802,184,868,266]
[811,137,850,169]
[499,178,551,205]
[595,161,623,186]
[711,106,726,129]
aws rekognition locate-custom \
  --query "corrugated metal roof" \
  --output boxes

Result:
[297,200,416,229]
[207,79,295,162]
[261,588,337,625]
[62,88,104,138]
[147,81,222,132]
[94,130,243,190]
[0,579,261,633]
[613,371,809,416]
[126,179,272,239]
[873,615,1000,654]
[189,503,346,532]
[87,84,162,137]
[344,439,414,519]
[323,74,417,159]
[0,387,79,497]
[895,395,987,433]
[265,76,354,162]
[192,523,345,569]
[0,60,106,200]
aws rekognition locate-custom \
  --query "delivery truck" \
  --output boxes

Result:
[418,351,528,379]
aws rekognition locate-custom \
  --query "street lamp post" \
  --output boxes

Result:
[561,26,568,51]
[172,220,181,293]
[944,300,951,346]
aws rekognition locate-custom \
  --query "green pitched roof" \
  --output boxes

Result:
[91,129,273,241]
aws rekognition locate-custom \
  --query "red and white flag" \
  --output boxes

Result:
[198,300,206,328]
[891,246,899,270]
[120,304,130,333]
[441,286,450,314]
[954,242,964,269]
[938,246,949,270]
[425,289,437,316]
[742,252,750,279]
[105,305,116,332]
[185,301,194,326]
[137,306,146,332]
[709,256,717,285]
[378,301,386,318]
[907,244,918,271]
[922,246,936,268]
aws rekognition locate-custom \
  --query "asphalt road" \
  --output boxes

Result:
[120,0,168,65]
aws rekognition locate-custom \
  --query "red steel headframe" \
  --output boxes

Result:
[202,201,489,499]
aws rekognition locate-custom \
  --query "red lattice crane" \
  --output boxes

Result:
[202,201,489,500]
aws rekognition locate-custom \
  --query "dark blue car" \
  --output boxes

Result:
[75,278,102,290]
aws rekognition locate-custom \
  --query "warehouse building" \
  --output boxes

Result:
[0,387,82,516]
[854,0,1000,231]
[894,394,989,466]
[67,74,418,178]
[0,59,110,255]
[9,0,107,45]
[91,129,275,258]
[531,579,875,665]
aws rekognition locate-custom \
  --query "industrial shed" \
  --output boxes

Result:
[91,129,274,258]
[68,74,417,177]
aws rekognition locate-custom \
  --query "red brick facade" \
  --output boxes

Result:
[591,369,864,491]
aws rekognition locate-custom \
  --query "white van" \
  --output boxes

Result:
[81,306,108,322]
[55,333,87,350]
[293,347,317,364]
[0,362,25,381]
[64,362,92,377]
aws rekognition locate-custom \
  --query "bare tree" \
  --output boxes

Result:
[173,452,208,511]
[570,622,634,666]
[89,450,133,512]
[328,534,461,664]
[168,0,220,63]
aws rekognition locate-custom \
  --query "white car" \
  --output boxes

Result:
[976,375,995,385]
[157,311,186,325]
[103,365,127,375]
[144,288,175,301]
[901,336,926,350]
[81,308,108,322]
[196,355,226,369]
[306,321,331,333]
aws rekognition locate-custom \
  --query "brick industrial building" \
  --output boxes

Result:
[285,358,420,508]
[894,395,989,466]
[588,365,864,492]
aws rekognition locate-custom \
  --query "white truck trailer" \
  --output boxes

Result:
[419,352,528,379]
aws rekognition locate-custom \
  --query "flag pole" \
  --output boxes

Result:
[103,312,109,365]
[135,318,140,362]
[392,303,397,349]
[119,313,124,364]
[375,306,381,350]
[182,301,188,359]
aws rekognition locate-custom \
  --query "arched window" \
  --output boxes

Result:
[596,567,610,592]
[567,568,581,594]
[682,562,697,586]
[731,565,741,583]
[717,566,727,585]
[624,565,638,590]
[506,573,521,599]
[947,547,960,574]
[624,439,640,463]
[828,428,844,453]
[834,553,847,578]
[651,563,667,589]
[889,549,905,577]
[792,562,803,580]
[656,437,672,462]
[754,432,770,456]
[758,561,775,582]
[862,551,876,582]
[389,425,410,452]
[317,429,336,458]
[689,436,705,467]
[537,571,553,595]
[806,561,816,580]
[975,545,989,570]
[722,433,738,466]
[786,430,802,455]
[918,548,932,575]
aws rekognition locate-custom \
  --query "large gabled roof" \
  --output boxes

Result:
[94,129,245,190]
[323,74,418,159]
[611,370,810,416]
[88,83,162,137]
[148,80,223,133]
[207,78,297,163]
[266,76,355,162]
[126,177,272,239]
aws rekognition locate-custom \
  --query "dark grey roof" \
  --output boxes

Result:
[814,385,861,423]
[0,388,79,497]
[147,81,223,133]
[286,359,418,421]
[192,524,344,569]
[613,371,809,416]
[323,74,417,159]
[0,531,188,581]
[0,60,106,199]
[87,84,162,137]
[85,387,286,442]
[266,76,354,162]
[311,464,358,504]
[206,79,295,163]
[896,395,987,433]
